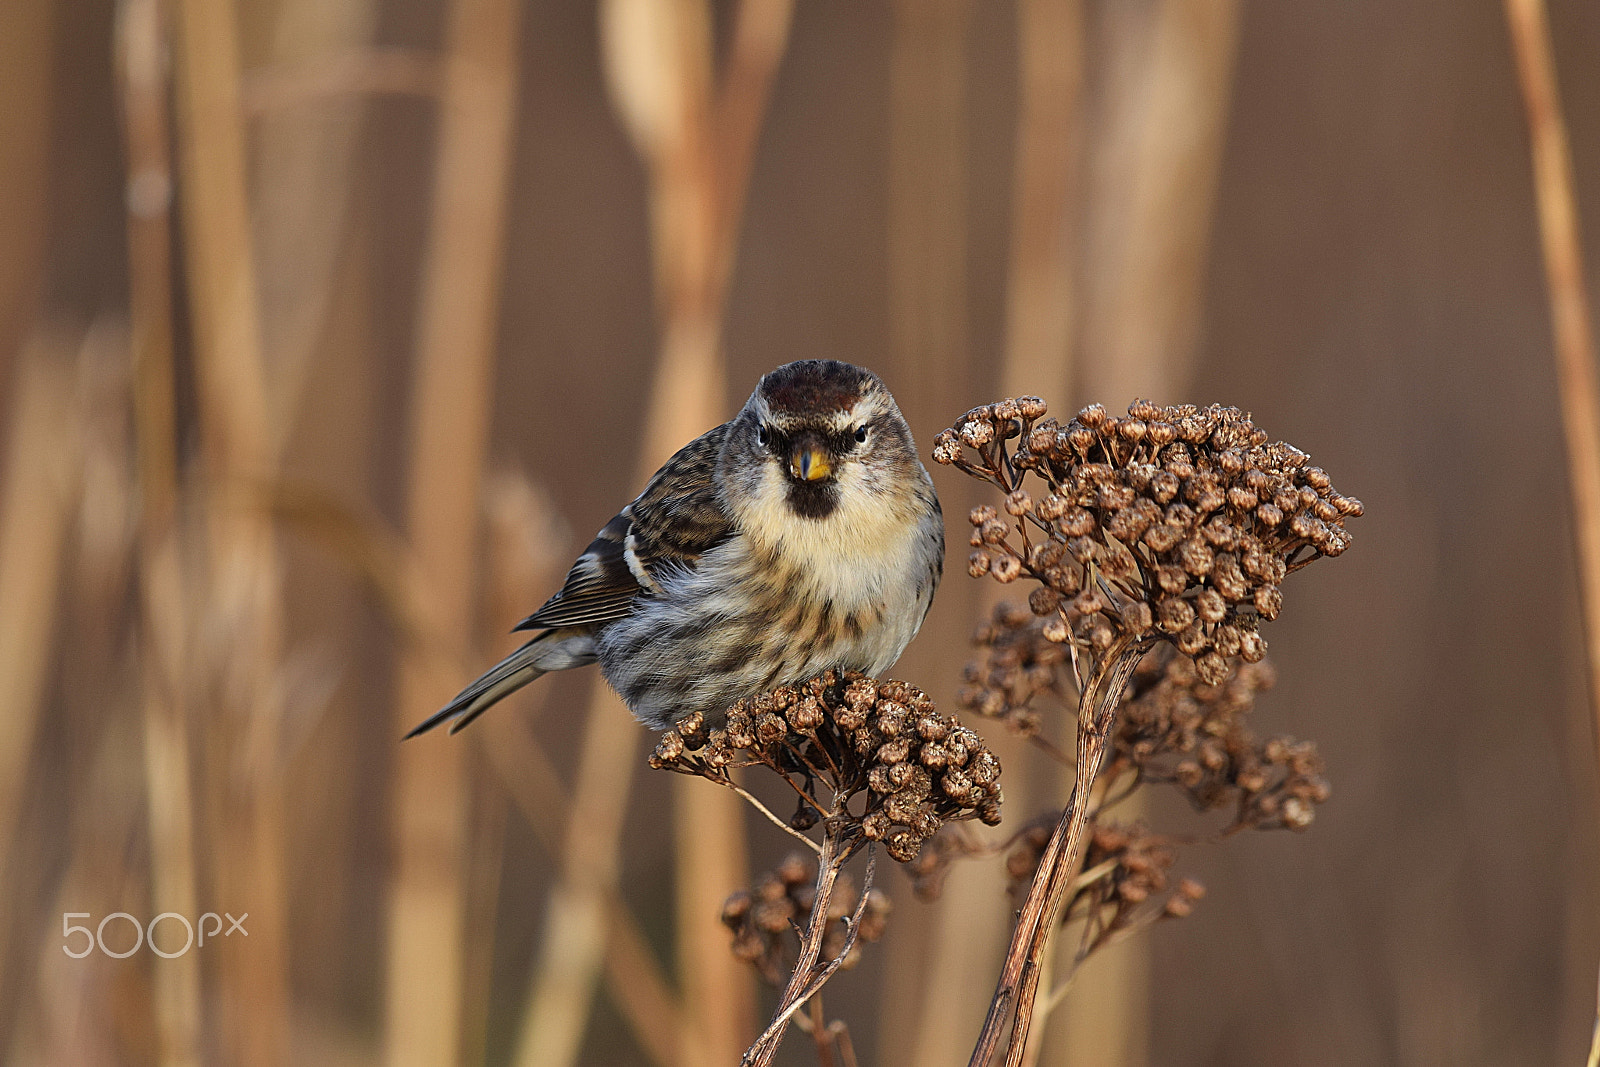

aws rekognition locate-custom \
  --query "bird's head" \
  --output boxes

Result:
[722,360,923,522]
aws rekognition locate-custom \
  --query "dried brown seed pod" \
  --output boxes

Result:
[721,856,891,985]
[936,397,1360,670]
[653,670,1003,863]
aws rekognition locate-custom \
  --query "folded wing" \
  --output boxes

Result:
[513,423,735,632]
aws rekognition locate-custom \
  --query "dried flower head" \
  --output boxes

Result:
[934,398,1362,684]
[1005,816,1204,942]
[650,670,1003,862]
[721,853,891,985]
[958,602,1072,735]
[1074,821,1183,922]
[1002,813,1060,905]
[1116,645,1330,832]
[943,396,1357,1066]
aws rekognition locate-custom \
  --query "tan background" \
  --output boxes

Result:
[1,1,1597,1064]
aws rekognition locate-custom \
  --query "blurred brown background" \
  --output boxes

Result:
[1,0,1598,1064]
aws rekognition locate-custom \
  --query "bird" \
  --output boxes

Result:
[405,359,944,737]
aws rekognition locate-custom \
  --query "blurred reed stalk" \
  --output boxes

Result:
[249,0,378,465]
[0,335,82,981]
[267,473,685,1065]
[242,47,441,115]
[265,465,687,1065]
[515,646,658,1067]
[384,0,522,1064]
[32,646,152,1064]
[463,473,564,1065]
[1077,0,1240,404]
[1502,2,1600,1062]
[514,3,719,1059]
[1003,0,1082,397]
[654,3,795,1060]
[117,0,200,1061]
[0,0,52,386]
[517,5,793,1064]
[170,0,295,1057]
[1046,3,1240,1062]
[1503,0,1600,779]
[489,699,686,1067]
[879,3,1005,1063]
[887,0,971,425]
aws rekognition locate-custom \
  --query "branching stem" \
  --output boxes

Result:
[725,779,822,854]
[742,829,876,1066]
[967,636,1149,1067]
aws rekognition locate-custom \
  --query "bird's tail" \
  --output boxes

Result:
[404,630,577,738]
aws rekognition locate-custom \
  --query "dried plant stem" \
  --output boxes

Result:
[1017,914,1057,1067]
[749,826,843,1064]
[807,998,836,1067]
[1590,960,1600,1067]
[968,638,1148,1067]
[743,836,876,1067]
[832,1020,861,1067]
[726,780,823,854]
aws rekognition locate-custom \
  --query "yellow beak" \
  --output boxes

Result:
[791,446,831,481]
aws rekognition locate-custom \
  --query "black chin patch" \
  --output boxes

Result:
[786,478,839,519]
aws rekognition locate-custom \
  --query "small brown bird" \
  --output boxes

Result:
[406,360,944,736]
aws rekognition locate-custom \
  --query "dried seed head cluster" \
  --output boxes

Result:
[650,670,1003,862]
[933,398,1362,685]
[1117,646,1330,832]
[721,853,891,985]
[1077,823,1192,919]
[1002,814,1059,904]
[937,636,1329,954]
[1005,816,1206,931]
[957,602,1071,735]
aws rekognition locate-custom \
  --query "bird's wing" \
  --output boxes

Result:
[512,423,735,631]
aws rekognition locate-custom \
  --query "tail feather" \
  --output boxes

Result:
[404,636,550,739]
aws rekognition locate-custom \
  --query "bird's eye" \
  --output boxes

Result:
[853,425,868,444]
[757,424,770,446]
